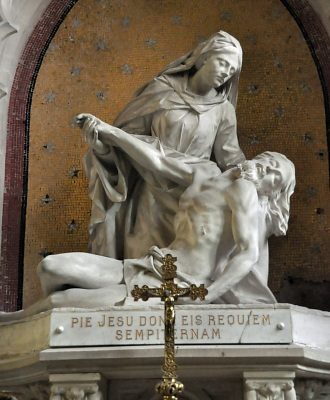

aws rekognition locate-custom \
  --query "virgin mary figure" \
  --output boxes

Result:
[83,30,246,261]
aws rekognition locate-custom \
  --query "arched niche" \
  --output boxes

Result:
[1,0,329,310]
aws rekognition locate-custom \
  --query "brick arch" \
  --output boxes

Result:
[1,0,78,311]
[282,0,330,175]
[1,0,329,311]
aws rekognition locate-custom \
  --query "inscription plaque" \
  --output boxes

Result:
[50,306,292,347]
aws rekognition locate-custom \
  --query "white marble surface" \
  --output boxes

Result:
[1,303,330,387]
[69,32,295,307]
[50,305,292,347]
[0,0,329,265]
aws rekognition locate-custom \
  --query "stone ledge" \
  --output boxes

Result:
[0,304,330,385]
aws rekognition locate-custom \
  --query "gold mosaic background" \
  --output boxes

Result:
[25,0,329,307]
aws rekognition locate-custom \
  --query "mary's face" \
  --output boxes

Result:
[199,49,240,88]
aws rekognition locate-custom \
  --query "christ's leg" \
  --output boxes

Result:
[0,285,127,322]
[48,286,127,308]
[37,252,124,296]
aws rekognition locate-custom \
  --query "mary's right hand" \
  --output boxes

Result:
[76,113,110,155]
[75,113,97,128]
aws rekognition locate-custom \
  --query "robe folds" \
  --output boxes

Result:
[84,72,245,261]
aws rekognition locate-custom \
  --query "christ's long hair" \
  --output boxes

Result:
[254,152,296,237]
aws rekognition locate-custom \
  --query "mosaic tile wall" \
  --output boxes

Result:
[24,0,329,307]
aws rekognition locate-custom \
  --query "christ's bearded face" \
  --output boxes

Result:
[238,160,261,187]
[238,159,283,197]
[239,152,295,236]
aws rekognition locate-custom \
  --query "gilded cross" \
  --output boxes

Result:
[131,254,208,400]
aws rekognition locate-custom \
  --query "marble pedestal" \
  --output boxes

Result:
[0,304,330,399]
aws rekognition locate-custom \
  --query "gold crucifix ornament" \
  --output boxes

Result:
[131,254,208,400]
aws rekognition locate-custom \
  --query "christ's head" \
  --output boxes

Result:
[238,152,296,236]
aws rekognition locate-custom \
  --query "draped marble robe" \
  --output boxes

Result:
[84,72,245,261]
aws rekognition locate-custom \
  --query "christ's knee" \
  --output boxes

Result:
[37,255,64,296]
[37,255,57,277]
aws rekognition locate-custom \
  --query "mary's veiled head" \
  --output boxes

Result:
[192,31,243,71]
[160,31,243,107]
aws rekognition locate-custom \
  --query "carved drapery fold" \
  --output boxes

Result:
[0,0,18,42]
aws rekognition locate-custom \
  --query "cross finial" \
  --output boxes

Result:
[131,253,207,302]
[131,253,208,399]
